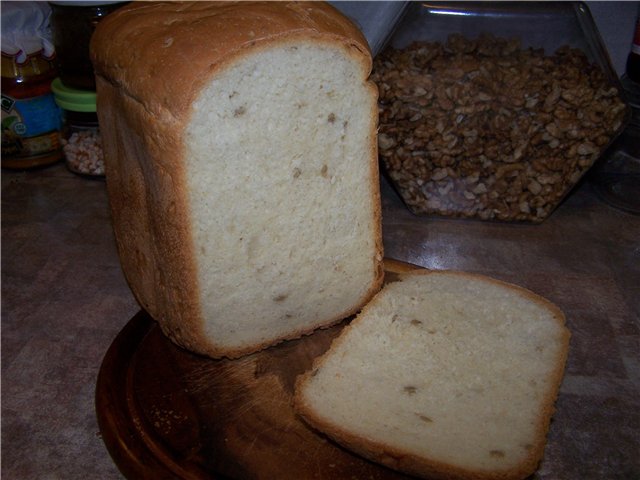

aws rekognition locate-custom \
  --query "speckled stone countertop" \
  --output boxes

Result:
[2,163,639,479]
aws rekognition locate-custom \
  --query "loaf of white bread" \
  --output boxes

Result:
[90,2,383,358]
[294,270,570,480]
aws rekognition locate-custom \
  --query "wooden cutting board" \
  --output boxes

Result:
[95,259,422,479]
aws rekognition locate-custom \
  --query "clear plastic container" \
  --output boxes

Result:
[373,2,630,222]
[51,78,104,177]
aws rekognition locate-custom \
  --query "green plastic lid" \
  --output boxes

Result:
[51,78,97,112]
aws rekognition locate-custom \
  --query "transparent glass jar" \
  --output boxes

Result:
[590,74,640,214]
[373,2,629,222]
[49,1,128,91]
[51,78,104,177]
[1,50,63,169]
[2,1,64,169]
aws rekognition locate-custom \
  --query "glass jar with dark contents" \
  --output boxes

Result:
[49,1,127,91]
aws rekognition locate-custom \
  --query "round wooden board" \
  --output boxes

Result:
[95,259,422,479]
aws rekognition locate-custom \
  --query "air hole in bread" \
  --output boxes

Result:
[384,272,403,284]
[416,414,433,423]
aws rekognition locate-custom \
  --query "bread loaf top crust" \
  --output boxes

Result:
[91,1,372,118]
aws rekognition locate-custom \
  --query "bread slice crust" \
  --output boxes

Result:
[294,269,570,480]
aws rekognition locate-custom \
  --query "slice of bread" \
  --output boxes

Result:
[294,270,570,480]
[90,2,383,358]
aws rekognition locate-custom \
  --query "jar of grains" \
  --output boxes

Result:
[51,78,104,177]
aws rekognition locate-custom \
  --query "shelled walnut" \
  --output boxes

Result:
[372,33,628,222]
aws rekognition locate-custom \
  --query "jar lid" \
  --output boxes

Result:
[51,78,96,112]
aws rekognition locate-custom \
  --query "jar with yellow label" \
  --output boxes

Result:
[1,3,63,169]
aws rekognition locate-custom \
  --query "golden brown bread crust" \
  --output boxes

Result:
[94,74,203,352]
[91,1,372,119]
[91,1,381,358]
[294,269,570,480]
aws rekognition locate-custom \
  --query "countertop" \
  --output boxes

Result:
[1,163,639,479]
